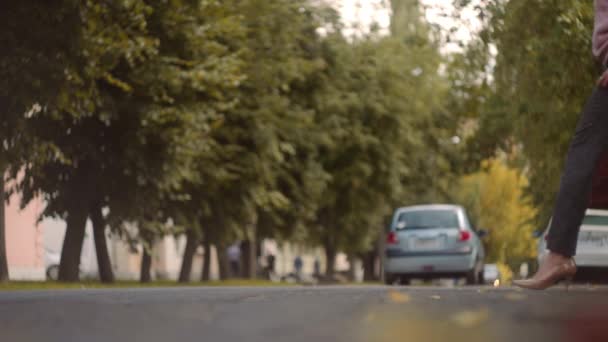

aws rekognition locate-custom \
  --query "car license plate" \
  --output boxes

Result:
[577,231,608,254]
[414,238,441,250]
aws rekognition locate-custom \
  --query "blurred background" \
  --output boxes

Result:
[0,0,604,286]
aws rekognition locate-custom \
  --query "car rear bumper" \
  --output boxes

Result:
[574,254,608,267]
[384,249,475,274]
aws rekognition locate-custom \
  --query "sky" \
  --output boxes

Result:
[332,0,482,51]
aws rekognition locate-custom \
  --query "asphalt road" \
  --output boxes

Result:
[1,285,608,342]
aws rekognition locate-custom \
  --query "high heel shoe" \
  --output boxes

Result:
[512,259,577,290]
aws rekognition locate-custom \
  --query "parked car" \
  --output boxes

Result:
[44,248,61,280]
[44,223,100,281]
[384,204,487,285]
[537,209,608,276]
[483,263,500,285]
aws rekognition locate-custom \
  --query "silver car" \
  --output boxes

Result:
[537,209,608,273]
[384,204,486,285]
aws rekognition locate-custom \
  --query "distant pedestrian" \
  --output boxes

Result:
[227,243,241,278]
[313,258,321,277]
[294,256,303,280]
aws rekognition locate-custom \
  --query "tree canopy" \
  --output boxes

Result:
[458,0,598,223]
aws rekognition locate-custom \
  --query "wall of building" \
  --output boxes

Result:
[5,192,45,280]
[4,186,358,282]
[43,220,217,282]
[260,240,355,279]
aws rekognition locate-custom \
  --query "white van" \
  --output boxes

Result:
[43,218,100,280]
[538,209,608,270]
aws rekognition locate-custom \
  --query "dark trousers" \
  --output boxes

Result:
[548,86,608,257]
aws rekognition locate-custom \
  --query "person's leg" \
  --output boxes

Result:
[547,86,608,256]
[514,87,608,289]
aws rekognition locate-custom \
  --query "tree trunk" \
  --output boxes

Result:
[178,230,198,283]
[378,232,386,283]
[346,254,356,282]
[217,241,228,280]
[201,234,211,281]
[241,221,257,279]
[255,239,262,259]
[0,171,8,282]
[241,240,258,279]
[240,240,253,278]
[90,204,114,283]
[58,201,88,282]
[362,250,377,282]
[140,248,152,283]
[324,244,336,278]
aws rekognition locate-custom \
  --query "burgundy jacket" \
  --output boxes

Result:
[594,0,608,66]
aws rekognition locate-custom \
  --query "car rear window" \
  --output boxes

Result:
[582,215,608,226]
[396,210,459,230]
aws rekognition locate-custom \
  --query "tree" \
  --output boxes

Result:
[461,0,597,223]
[201,233,212,281]
[10,0,157,282]
[98,0,246,283]
[180,0,332,280]
[453,158,538,278]
[12,0,245,282]
[0,0,85,282]
[178,229,200,283]
[90,204,114,283]
[303,0,450,277]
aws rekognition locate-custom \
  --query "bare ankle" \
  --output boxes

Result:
[547,251,570,262]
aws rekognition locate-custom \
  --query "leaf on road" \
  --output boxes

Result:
[450,308,490,328]
[364,312,377,323]
[505,293,526,301]
[387,290,410,303]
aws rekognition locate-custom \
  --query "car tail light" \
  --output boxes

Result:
[387,231,399,245]
[459,230,471,242]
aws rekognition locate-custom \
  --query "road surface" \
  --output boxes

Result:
[1,285,608,342]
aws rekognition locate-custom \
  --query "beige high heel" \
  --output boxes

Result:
[513,259,577,290]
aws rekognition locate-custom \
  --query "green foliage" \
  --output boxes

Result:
[13,0,245,218]
[2,0,248,280]
[464,0,598,223]
[178,0,333,248]
[306,0,455,257]
[0,1,80,167]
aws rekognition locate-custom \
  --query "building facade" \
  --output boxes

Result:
[5,193,46,280]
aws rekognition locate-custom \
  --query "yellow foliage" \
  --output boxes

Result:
[454,159,537,270]
[496,262,513,283]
